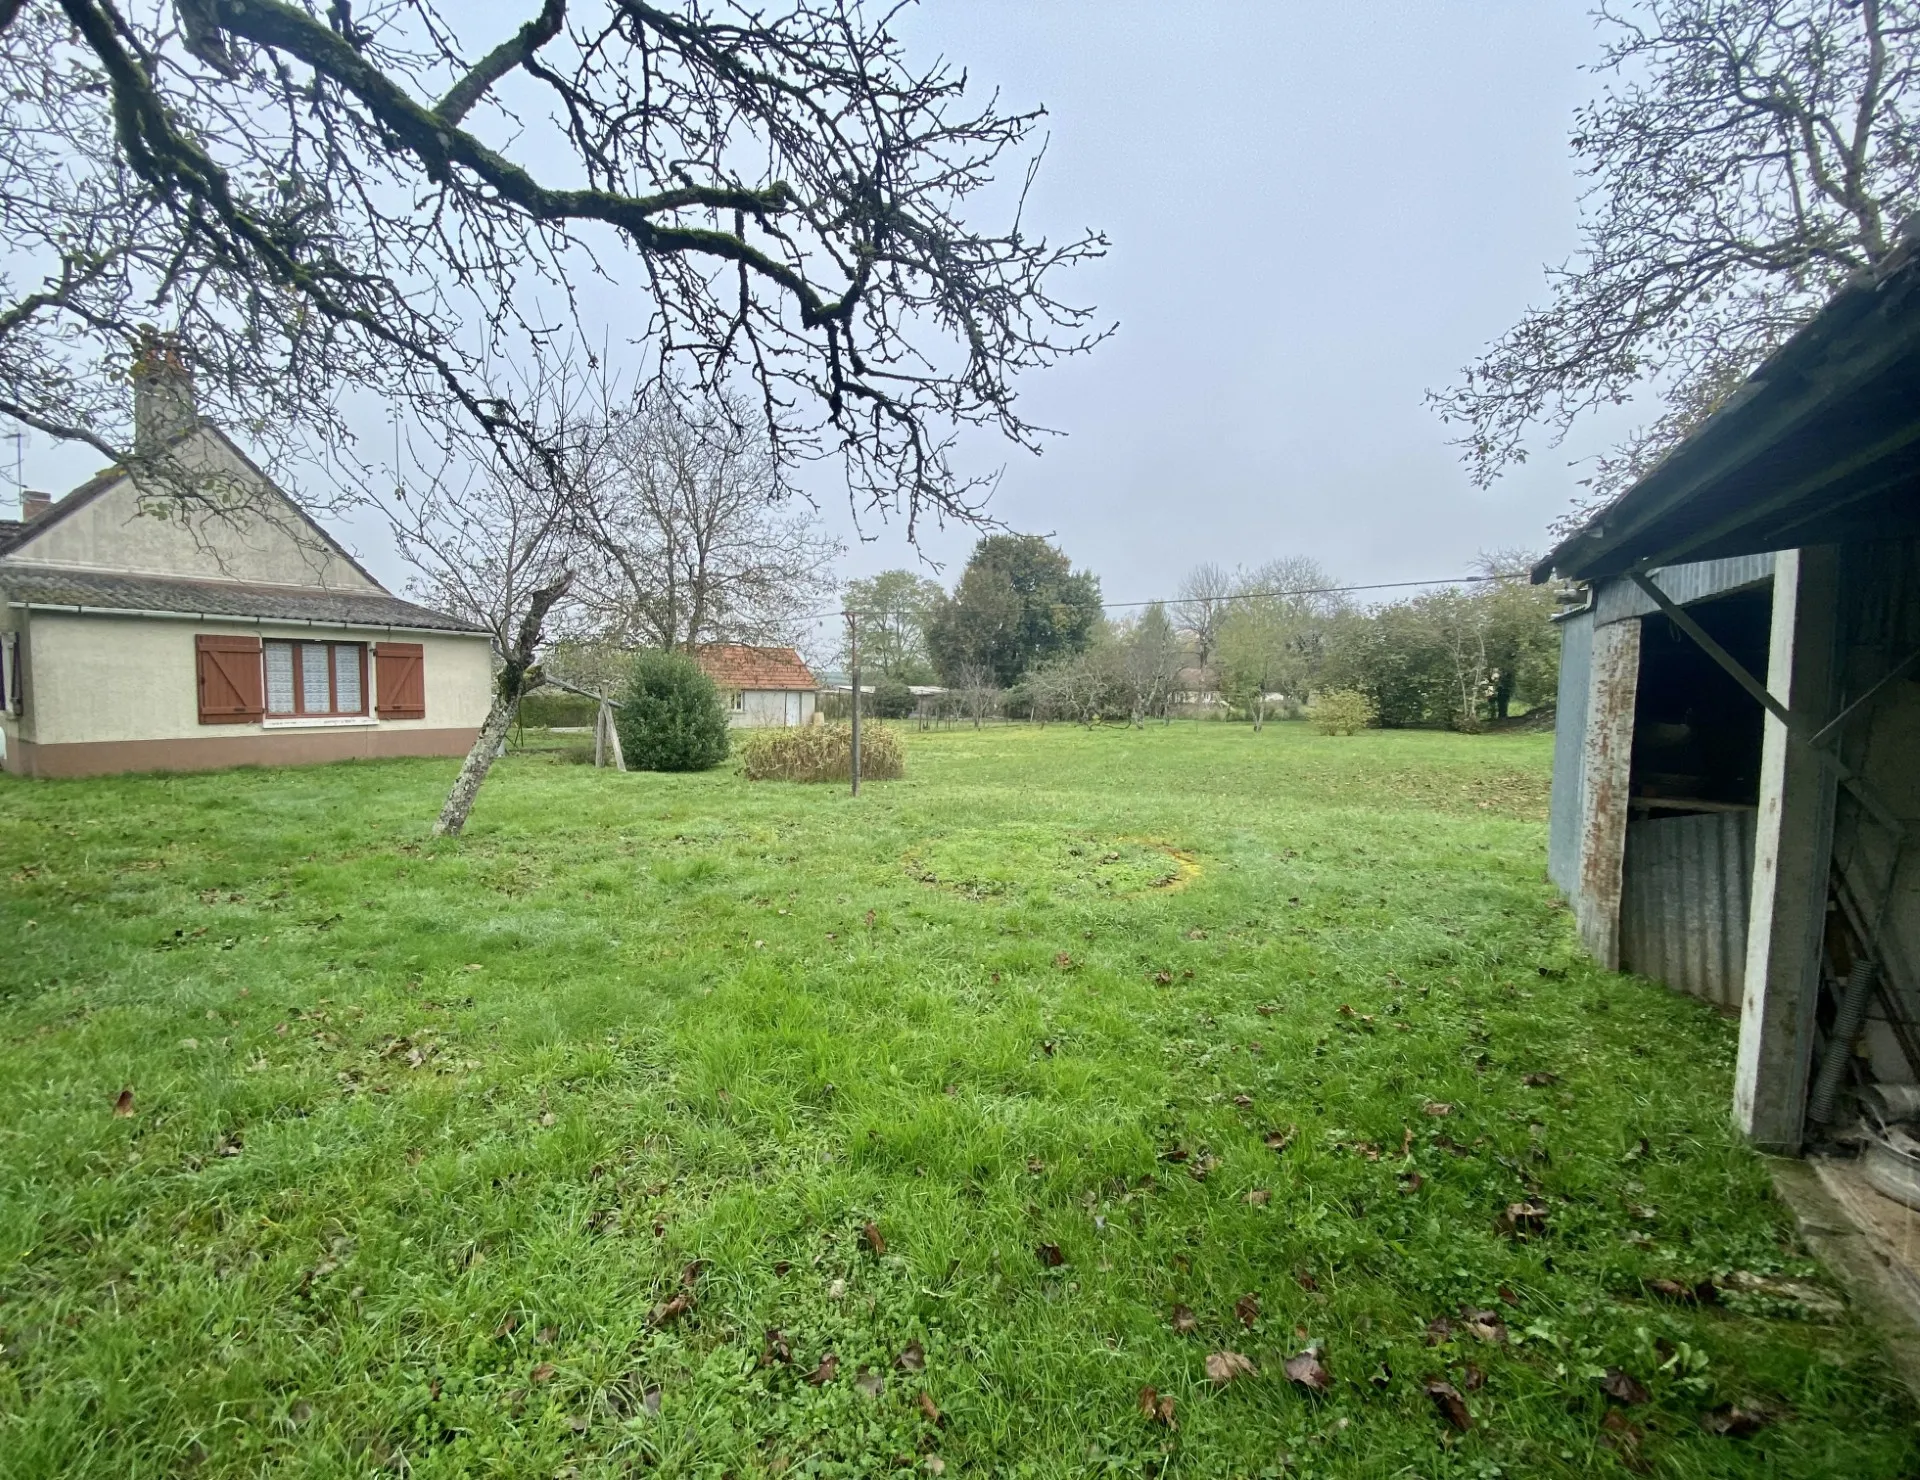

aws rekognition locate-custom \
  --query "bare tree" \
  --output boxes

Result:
[577,395,841,651]
[1174,562,1236,671]
[382,359,617,836]
[1433,0,1920,525]
[1116,602,1182,726]
[0,2,1106,529]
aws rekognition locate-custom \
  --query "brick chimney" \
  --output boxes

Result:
[20,490,50,521]
[131,333,198,453]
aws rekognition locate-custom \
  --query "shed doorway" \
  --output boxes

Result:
[1619,585,1773,1007]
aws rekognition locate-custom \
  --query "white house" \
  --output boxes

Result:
[693,644,818,728]
[0,350,494,778]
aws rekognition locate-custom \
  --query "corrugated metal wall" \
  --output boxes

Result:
[1593,553,1775,627]
[1547,608,1592,895]
[1620,810,1757,1009]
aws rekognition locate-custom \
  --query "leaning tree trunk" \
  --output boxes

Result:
[433,573,572,839]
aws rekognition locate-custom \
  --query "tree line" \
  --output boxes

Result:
[840,541,1562,731]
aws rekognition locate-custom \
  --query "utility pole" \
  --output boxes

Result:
[846,608,862,796]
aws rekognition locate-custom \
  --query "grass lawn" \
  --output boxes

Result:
[1,723,1915,1479]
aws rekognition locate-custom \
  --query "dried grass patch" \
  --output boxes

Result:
[737,723,905,783]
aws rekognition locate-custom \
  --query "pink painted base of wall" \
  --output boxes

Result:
[5,727,479,778]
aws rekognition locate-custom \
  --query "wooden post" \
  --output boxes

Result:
[1574,616,1640,969]
[847,609,862,796]
[1736,546,1842,1152]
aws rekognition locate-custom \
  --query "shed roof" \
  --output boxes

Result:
[1537,237,1920,583]
[694,643,817,691]
[0,565,485,634]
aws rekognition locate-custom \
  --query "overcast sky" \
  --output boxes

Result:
[15,2,1642,620]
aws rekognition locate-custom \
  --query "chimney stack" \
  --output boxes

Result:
[20,490,50,521]
[130,333,198,453]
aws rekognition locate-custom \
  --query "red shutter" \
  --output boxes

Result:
[196,634,264,724]
[374,642,426,719]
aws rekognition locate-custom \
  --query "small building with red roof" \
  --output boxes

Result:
[692,644,819,728]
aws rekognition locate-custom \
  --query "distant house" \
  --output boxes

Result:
[0,348,493,778]
[693,644,818,728]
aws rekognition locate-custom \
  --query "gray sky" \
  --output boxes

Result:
[14,2,1640,618]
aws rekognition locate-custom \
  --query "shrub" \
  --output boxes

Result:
[1311,688,1378,736]
[870,675,917,719]
[737,723,905,783]
[518,690,598,728]
[617,650,731,771]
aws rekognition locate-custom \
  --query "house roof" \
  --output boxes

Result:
[693,643,817,691]
[1537,235,1920,584]
[0,565,486,634]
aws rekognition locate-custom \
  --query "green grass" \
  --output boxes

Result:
[0,723,1914,1478]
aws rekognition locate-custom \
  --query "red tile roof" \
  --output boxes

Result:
[693,643,818,691]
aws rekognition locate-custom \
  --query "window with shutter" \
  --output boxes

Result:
[374,642,427,720]
[262,640,367,719]
[196,634,265,724]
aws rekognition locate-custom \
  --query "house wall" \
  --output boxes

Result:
[730,688,816,729]
[8,430,378,590]
[2,611,491,777]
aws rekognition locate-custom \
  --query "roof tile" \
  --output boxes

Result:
[693,644,817,691]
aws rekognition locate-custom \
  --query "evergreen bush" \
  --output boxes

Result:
[617,651,731,771]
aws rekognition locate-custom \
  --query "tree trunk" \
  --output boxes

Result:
[431,571,573,838]
[434,688,523,837]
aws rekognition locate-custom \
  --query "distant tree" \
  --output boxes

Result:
[869,675,918,720]
[1435,0,1920,529]
[617,650,731,772]
[926,535,1102,686]
[578,397,842,652]
[1115,603,1184,726]
[1213,557,1343,730]
[1174,562,1236,671]
[843,570,946,680]
[1475,551,1562,719]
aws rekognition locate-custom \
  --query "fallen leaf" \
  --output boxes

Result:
[642,1384,662,1416]
[1425,1378,1471,1431]
[1152,969,1173,985]
[1522,1071,1559,1087]
[1187,1155,1220,1181]
[862,1221,887,1255]
[1235,1293,1261,1328]
[1161,1145,1191,1163]
[761,1329,792,1366]
[1170,1304,1198,1336]
[1460,1309,1507,1344]
[538,1111,557,1128]
[1054,952,1073,970]
[112,1088,134,1118]
[648,1290,693,1327]
[1206,1350,1258,1386]
[1601,1367,1650,1405]
[1422,1101,1453,1117]
[1338,1004,1356,1018]
[864,910,876,928]
[854,1368,885,1398]
[1461,1362,1485,1391]
[1256,1002,1276,1015]
[1702,1403,1770,1438]
[1035,1242,1065,1268]
[1265,1126,1297,1153]
[1244,1187,1271,1207]
[1282,1350,1330,1393]
[1424,1316,1455,1345]
[537,1324,559,1344]
[896,1339,926,1371]
[924,1455,946,1476]
[1294,1267,1319,1292]
[1231,1094,1254,1109]
[827,1277,848,1300]
[1137,1384,1177,1428]
[1399,1171,1425,1194]
[918,1391,943,1425]
[493,1314,520,1339]
[804,1353,839,1386]
[1041,1039,1057,1056]
[1496,1201,1547,1238]
[1400,1125,1415,1156]
[1644,1277,1699,1304]
[1600,1408,1644,1462]
[530,1362,557,1384]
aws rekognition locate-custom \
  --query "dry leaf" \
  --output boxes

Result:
[493,1314,519,1340]
[760,1328,793,1366]
[1424,1316,1455,1345]
[112,1088,134,1118]
[804,1353,838,1386]
[1496,1200,1547,1238]
[1424,1378,1471,1431]
[1601,1367,1650,1405]
[1522,1071,1559,1087]
[1235,1293,1261,1327]
[917,1390,943,1425]
[862,1221,887,1256]
[1294,1267,1319,1292]
[1232,1094,1253,1108]
[1399,1171,1425,1194]
[1422,1101,1453,1117]
[1188,1155,1220,1181]
[854,1368,885,1398]
[648,1290,693,1327]
[1244,1187,1271,1206]
[1265,1125,1297,1153]
[1645,1277,1699,1303]
[1206,1350,1257,1386]
[1460,1309,1507,1344]
[1137,1385,1176,1428]
[923,1455,946,1476]
[1282,1351,1330,1393]
[1600,1407,1643,1462]
[896,1339,926,1371]
[1035,1242,1065,1268]
[642,1384,662,1416]
[530,1362,557,1384]
[1054,952,1074,970]
[1170,1304,1198,1336]
[1461,1362,1486,1391]
[1702,1403,1769,1438]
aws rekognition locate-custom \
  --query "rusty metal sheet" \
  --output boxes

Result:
[1620,810,1757,1009]
[1593,554,1776,627]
